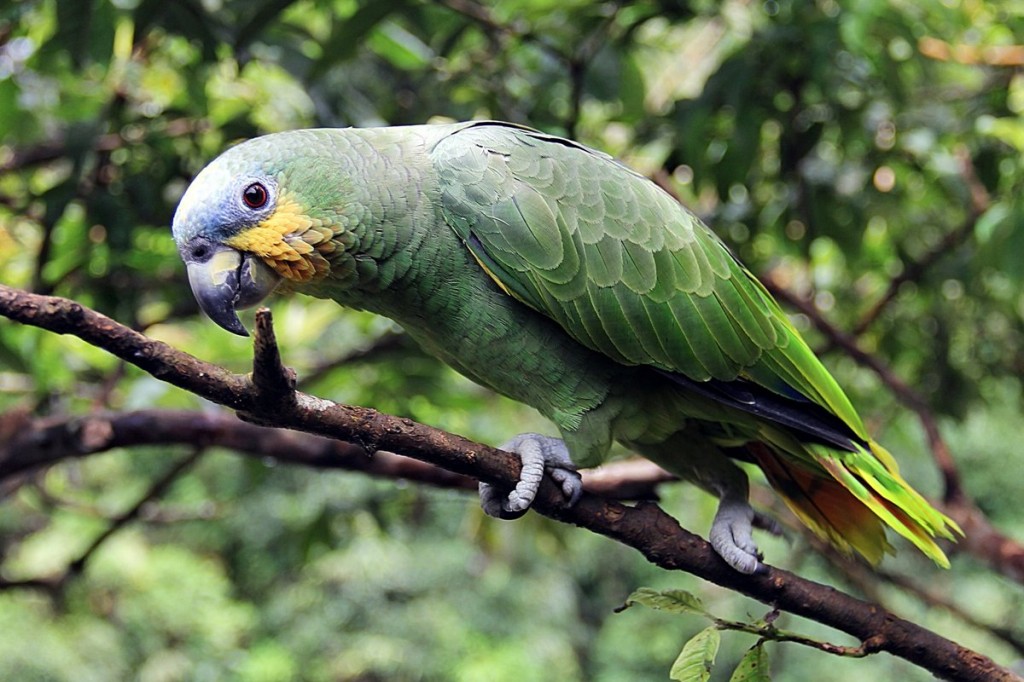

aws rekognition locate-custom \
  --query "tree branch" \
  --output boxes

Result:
[0,408,470,492]
[0,284,1018,682]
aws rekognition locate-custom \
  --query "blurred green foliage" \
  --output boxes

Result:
[1,0,1023,679]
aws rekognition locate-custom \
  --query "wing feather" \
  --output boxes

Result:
[433,122,863,442]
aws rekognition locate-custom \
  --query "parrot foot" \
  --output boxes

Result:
[479,433,583,519]
[709,497,767,575]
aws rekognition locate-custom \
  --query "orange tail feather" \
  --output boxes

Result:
[747,443,892,563]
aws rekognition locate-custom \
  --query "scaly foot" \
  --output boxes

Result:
[479,433,583,519]
[709,497,768,575]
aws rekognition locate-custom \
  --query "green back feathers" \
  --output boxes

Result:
[433,122,863,436]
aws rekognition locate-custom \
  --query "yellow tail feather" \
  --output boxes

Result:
[749,441,960,567]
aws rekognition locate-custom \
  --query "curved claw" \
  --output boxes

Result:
[478,433,582,519]
[479,481,529,520]
[709,497,767,575]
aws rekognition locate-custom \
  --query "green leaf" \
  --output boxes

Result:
[134,0,224,62]
[624,587,710,617]
[584,46,647,122]
[974,201,1010,245]
[670,626,720,682]
[367,22,433,70]
[978,115,1024,152]
[309,0,409,79]
[618,52,648,122]
[729,644,770,682]
[48,0,97,68]
[235,0,300,50]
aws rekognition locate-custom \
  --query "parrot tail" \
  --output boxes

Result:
[747,441,961,567]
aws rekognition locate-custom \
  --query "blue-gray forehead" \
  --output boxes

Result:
[171,144,273,243]
[171,130,335,243]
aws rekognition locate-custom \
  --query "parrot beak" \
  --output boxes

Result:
[183,241,280,336]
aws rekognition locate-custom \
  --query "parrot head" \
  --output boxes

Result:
[172,133,344,335]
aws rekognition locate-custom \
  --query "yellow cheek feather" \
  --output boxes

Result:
[224,196,338,282]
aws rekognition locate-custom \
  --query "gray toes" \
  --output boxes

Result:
[477,433,582,518]
[549,467,583,506]
[710,498,763,574]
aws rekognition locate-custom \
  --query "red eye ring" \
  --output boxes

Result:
[242,182,269,209]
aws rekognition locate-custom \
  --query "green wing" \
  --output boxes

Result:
[431,122,867,441]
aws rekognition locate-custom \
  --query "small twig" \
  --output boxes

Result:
[250,308,297,406]
[0,118,208,174]
[876,569,1024,656]
[434,0,521,37]
[850,215,979,338]
[30,202,64,296]
[89,361,128,410]
[0,576,62,592]
[564,6,622,138]
[806,530,1024,657]
[712,612,874,658]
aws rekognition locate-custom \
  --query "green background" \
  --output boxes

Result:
[1,1,1023,679]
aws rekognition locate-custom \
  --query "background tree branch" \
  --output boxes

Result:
[0,284,1019,682]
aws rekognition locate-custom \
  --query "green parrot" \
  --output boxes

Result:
[171,121,959,573]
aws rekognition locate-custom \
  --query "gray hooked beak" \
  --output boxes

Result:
[183,241,279,336]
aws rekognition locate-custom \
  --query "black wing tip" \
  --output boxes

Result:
[658,369,861,451]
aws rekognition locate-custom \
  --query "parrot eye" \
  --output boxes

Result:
[242,182,269,209]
